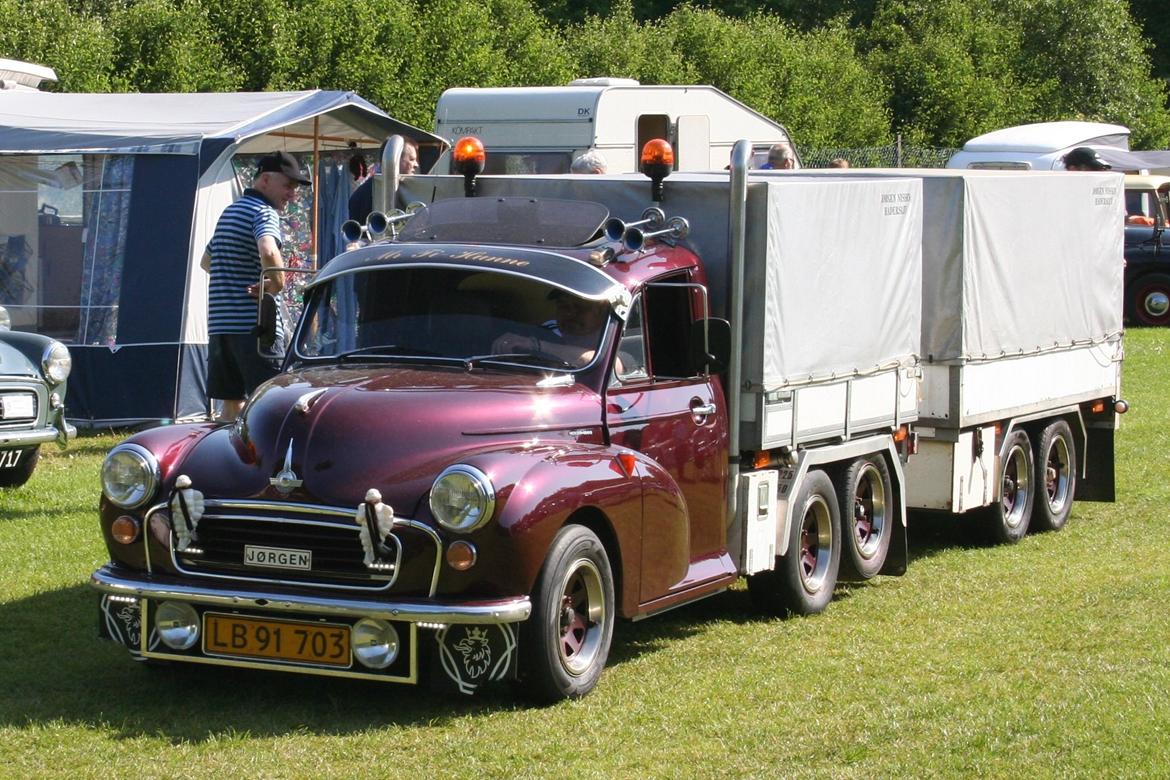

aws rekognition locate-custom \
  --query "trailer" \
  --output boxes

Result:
[430,78,798,174]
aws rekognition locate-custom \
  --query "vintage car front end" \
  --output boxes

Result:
[0,306,75,487]
[90,395,558,692]
[91,211,643,695]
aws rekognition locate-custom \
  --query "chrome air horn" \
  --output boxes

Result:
[622,216,690,252]
[604,206,665,242]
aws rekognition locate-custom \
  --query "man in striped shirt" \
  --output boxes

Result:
[200,150,310,422]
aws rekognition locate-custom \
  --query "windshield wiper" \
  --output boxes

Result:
[336,345,451,362]
[463,353,575,372]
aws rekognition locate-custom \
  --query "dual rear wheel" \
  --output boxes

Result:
[983,419,1076,543]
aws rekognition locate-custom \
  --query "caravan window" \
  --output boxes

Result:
[0,153,133,343]
[452,152,571,175]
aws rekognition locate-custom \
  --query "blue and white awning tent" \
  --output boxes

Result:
[0,90,442,425]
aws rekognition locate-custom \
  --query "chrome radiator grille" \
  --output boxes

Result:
[171,500,397,591]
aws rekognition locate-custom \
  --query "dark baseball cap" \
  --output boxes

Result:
[257,150,312,185]
[1062,147,1111,170]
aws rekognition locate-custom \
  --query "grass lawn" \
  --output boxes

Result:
[1,331,1167,779]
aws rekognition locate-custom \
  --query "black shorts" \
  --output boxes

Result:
[208,333,281,400]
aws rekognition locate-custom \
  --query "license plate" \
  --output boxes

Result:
[0,394,35,420]
[0,449,23,470]
[203,613,351,668]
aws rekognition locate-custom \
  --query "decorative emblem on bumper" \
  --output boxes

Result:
[270,440,303,493]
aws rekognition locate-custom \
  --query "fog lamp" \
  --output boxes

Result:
[155,601,199,650]
[352,618,400,669]
[446,540,478,571]
[111,515,141,544]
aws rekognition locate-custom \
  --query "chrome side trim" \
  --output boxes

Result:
[91,565,532,625]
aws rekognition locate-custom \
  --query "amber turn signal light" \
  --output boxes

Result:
[111,515,141,544]
[446,540,478,571]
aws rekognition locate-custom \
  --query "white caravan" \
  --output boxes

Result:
[430,79,798,174]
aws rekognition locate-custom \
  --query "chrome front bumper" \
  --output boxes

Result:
[0,420,75,448]
[90,564,532,625]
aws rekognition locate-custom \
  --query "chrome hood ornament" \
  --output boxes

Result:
[270,440,303,493]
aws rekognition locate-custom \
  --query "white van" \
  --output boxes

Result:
[947,120,1170,174]
[431,78,798,174]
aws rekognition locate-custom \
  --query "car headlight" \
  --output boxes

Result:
[0,305,10,331]
[42,341,72,384]
[429,465,495,533]
[101,444,160,509]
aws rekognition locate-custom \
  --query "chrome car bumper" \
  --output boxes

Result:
[90,564,532,625]
[0,420,75,448]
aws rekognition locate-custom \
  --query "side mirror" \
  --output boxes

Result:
[690,317,730,375]
[254,292,284,359]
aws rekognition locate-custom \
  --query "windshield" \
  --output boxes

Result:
[295,266,612,371]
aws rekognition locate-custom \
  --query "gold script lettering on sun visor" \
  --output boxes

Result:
[372,247,530,267]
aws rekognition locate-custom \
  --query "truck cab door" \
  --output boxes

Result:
[605,281,730,604]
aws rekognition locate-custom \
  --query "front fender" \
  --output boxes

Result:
[99,423,220,566]
[453,443,688,617]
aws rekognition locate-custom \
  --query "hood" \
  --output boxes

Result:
[176,365,603,516]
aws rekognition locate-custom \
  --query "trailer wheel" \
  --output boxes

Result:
[748,469,841,616]
[1032,419,1076,532]
[1126,273,1170,327]
[837,455,893,579]
[0,446,40,488]
[519,525,614,702]
[983,429,1034,544]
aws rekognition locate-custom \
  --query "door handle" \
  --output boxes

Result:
[691,400,717,417]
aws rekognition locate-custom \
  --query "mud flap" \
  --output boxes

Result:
[434,624,518,695]
[880,515,909,576]
[1077,425,1115,502]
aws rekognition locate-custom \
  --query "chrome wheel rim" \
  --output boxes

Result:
[557,558,605,677]
[799,495,833,594]
[1001,443,1031,529]
[1143,290,1170,319]
[852,463,887,559]
[1044,434,1072,515]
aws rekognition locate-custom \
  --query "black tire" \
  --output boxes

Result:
[520,525,615,703]
[1032,419,1076,532]
[983,429,1034,544]
[837,455,893,580]
[1126,272,1170,327]
[747,469,841,616]
[0,446,40,488]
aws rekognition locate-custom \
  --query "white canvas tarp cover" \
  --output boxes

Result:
[402,173,922,389]
[918,171,1124,362]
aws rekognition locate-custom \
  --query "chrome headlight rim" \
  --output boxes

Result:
[429,464,496,534]
[101,443,161,510]
[42,340,72,385]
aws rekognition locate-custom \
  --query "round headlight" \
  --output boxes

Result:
[0,305,10,331]
[102,444,160,509]
[429,465,495,533]
[42,340,72,384]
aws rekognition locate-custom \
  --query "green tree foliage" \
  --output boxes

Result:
[106,0,241,92]
[864,0,1035,146]
[0,0,116,92]
[2,0,1167,150]
[661,8,890,146]
[995,0,1170,147]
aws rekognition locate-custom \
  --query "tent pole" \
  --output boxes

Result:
[312,116,320,269]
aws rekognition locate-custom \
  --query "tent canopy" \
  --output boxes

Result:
[0,90,445,156]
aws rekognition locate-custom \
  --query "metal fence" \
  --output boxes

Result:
[802,139,960,169]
